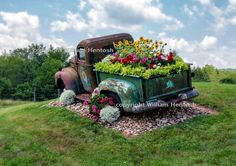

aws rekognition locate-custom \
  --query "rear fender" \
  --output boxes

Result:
[55,67,82,94]
[98,78,140,112]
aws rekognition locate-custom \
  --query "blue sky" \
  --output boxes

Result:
[0,0,236,68]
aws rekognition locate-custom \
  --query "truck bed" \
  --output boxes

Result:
[95,70,192,103]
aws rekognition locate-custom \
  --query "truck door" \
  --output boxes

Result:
[77,47,95,93]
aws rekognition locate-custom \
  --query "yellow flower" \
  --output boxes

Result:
[155,43,159,48]
[118,41,123,47]
[139,36,144,41]
[113,42,117,48]
[124,40,130,46]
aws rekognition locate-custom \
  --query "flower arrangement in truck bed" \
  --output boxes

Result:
[94,37,188,79]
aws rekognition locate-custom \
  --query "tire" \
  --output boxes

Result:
[106,92,124,113]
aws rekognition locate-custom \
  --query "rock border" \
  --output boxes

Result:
[48,101,217,137]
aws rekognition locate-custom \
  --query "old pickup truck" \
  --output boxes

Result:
[55,33,199,113]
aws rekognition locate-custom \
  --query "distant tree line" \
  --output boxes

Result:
[0,44,69,101]
[192,64,236,84]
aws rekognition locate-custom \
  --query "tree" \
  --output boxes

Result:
[0,78,12,99]
[0,44,70,101]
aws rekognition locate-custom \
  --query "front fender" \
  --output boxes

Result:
[98,78,140,112]
[55,67,81,94]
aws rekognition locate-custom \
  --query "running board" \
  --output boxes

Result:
[75,93,91,102]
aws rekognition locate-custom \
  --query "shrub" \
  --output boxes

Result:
[100,106,120,124]
[59,90,76,105]
[0,78,12,99]
[13,82,32,100]
[220,78,236,84]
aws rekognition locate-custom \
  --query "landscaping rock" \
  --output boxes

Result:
[48,101,217,137]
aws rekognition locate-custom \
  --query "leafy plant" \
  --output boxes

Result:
[100,106,120,124]
[85,94,115,118]
[59,90,76,105]
[95,58,188,79]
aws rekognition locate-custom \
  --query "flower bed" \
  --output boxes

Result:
[83,88,120,123]
[94,37,188,79]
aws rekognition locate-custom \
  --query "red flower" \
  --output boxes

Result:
[100,98,107,103]
[157,55,162,61]
[167,52,173,61]
[109,101,114,106]
[127,54,133,60]
[108,97,113,101]
[96,110,101,114]
[148,64,154,69]
[111,57,118,63]
[119,58,128,64]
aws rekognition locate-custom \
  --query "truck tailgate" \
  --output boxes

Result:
[144,71,191,101]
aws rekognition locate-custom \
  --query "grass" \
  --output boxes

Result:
[0,82,235,165]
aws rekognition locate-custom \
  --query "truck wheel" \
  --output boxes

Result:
[106,92,124,113]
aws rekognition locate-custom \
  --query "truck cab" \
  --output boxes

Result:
[55,33,133,100]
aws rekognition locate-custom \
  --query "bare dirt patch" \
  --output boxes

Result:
[48,101,217,137]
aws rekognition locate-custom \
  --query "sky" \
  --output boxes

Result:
[0,0,236,68]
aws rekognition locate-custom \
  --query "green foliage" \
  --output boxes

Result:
[13,82,33,100]
[193,65,236,84]
[94,59,188,79]
[0,44,70,100]
[0,78,12,98]
[220,77,236,84]
[59,90,76,105]
[100,106,120,124]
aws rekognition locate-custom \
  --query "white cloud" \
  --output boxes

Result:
[78,0,86,11]
[229,16,236,24]
[183,4,194,16]
[51,11,88,32]
[164,19,184,31]
[197,0,236,31]
[227,0,236,12]
[51,0,183,33]
[155,35,234,68]
[198,0,211,6]
[200,35,218,49]
[0,11,70,53]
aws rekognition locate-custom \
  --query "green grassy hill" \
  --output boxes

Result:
[0,83,235,165]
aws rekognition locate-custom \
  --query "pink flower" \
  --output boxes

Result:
[108,97,113,101]
[92,115,97,120]
[139,57,147,64]
[112,53,118,57]
[83,101,89,106]
[100,98,107,103]
[132,54,138,62]
[92,105,97,111]
[93,89,99,94]
[109,101,114,106]
[96,110,101,114]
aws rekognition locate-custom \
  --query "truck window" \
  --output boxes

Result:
[78,48,85,60]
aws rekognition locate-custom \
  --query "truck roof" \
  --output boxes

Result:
[76,33,133,49]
